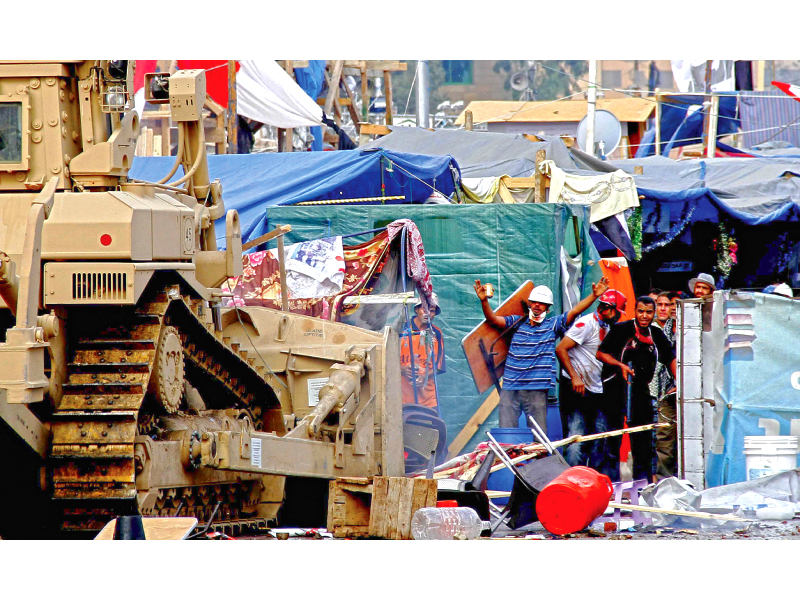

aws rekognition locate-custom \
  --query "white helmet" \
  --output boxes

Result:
[528,285,553,305]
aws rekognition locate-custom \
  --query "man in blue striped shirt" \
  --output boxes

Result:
[474,276,610,432]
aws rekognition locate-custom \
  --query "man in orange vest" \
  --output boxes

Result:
[400,296,445,409]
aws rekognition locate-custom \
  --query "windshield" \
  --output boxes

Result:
[0,103,22,164]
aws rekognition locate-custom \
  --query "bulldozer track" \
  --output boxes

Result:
[48,282,282,532]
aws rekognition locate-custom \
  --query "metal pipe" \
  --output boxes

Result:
[415,61,430,129]
[586,60,597,156]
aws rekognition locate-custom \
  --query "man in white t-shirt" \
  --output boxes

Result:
[555,290,627,479]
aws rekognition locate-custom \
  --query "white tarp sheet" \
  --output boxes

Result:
[236,60,323,128]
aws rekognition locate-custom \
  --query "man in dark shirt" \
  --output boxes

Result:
[597,296,676,482]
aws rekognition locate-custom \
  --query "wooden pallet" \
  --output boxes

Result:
[326,476,437,539]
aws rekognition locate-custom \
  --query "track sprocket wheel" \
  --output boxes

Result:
[149,325,184,414]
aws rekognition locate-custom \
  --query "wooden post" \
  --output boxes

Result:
[226,60,238,154]
[383,70,393,125]
[654,89,662,156]
[534,149,546,203]
[281,61,294,152]
[324,60,344,117]
[465,110,473,131]
[276,225,289,311]
[341,77,362,134]
[361,64,369,123]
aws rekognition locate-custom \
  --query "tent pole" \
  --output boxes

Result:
[586,60,597,157]
[227,60,238,154]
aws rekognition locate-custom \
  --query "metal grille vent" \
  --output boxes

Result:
[71,272,128,300]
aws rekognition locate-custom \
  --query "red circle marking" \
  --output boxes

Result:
[100,234,112,246]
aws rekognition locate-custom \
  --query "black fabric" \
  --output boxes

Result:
[735,61,754,91]
[321,113,356,150]
[237,116,254,154]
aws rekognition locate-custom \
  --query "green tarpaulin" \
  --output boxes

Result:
[263,204,603,455]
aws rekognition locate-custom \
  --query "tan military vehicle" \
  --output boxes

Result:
[0,61,403,538]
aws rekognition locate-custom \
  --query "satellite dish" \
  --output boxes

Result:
[576,109,622,158]
[510,71,529,92]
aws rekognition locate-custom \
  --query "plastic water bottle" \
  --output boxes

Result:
[410,507,490,540]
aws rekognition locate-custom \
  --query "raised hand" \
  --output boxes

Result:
[474,279,488,301]
[592,276,610,298]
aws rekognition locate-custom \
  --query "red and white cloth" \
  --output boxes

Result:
[386,219,438,318]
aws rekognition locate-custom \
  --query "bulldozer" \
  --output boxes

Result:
[0,60,403,538]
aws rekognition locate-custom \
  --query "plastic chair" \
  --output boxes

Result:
[403,422,439,478]
[402,405,448,467]
[593,478,652,528]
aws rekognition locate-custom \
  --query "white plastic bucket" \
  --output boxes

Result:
[743,436,799,481]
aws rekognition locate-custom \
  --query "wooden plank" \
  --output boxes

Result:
[360,65,369,123]
[276,226,289,311]
[409,478,433,526]
[342,61,407,72]
[242,224,292,251]
[465,110,473,131]
[460,280,534,394]
[317,97,352,106]
[160,117,170,156]
[447,389,500,457]
[226,60,238,154]
[95,517,198,540]
[321,66,344,123]
[523,133,544,142]
[340,75,362,133]
[395,477,416,540]
[326,480,340,529]
[145,127,154,156]
[385,477,403,539]
[324,60,345,117]
[534,149,546,203]
[368,476,389,538]
[330,525,370,538]
[503,177,537,188]
[359,123,391,136]
[278,60,309,69]
[606,502,749,522]
[384,70,394,126]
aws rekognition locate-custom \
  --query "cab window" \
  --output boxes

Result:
[0,103,23,164]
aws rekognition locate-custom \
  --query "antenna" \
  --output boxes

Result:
[576,109,622,159]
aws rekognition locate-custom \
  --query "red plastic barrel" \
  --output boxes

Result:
[535,466,613,535]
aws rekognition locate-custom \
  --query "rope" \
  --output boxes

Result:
[295,195,405,205]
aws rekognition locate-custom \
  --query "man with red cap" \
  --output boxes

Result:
[474,276,610,431]
[556,290,626,479]
[597,295,677,482]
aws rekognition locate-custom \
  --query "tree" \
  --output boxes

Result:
[493,60,589,101]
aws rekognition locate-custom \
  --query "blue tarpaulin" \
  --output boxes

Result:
[128,149,460,247]
[635,94,740,158]
[706,292,800,486]
[293,61,327,151]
